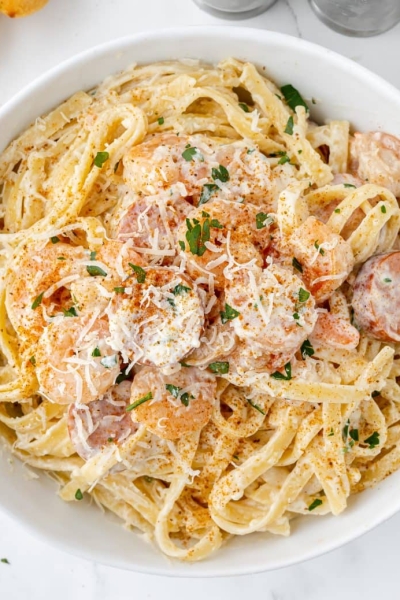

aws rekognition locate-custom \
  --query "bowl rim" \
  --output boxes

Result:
[2,25,400,577]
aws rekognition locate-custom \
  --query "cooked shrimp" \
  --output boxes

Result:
[95,239,147,289]
[177,198,271,289]
[108,267,204,368]
[350,132,400,197]
[128,366,216,440]
[123,133,275,207]
[67,381,138,459]
[288,216,354,303]
[225,264,318,371]
[35,317,120,405]
[309,312,360,350]
[6,241,87,345]
[352,251,400,342]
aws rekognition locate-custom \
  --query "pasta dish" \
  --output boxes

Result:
[1,58,400,562]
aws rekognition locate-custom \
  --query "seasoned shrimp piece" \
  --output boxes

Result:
[225,264,318,371]
[67,381,138,459]
[108,267,204,368]
[35,318,120,405]
[350,132,400,197]
[123,133,274,206]
[95,239,147,289]
[352,251,400,342]
[128,366,216,440]
[177,199,271,289]
[6,241,87,344]
[309,312,360,350]
[288,216,354,303]
[228,340,293,375]
[110,190,193,256]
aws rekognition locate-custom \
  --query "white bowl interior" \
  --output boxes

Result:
[1,27,400,577]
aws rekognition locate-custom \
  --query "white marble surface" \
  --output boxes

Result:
[1,0,400,597]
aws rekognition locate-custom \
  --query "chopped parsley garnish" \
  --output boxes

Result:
[50,236,60,244]
[179,240,185,251]
[29,356,36,366]
[364,431,380,449]
[185,215,221,257]
[284,115,294,135]
[300,339,314,359]
[1,558,10,564]
[57,256,66,261]
[280,84,309,112]
[116,366,132,384]
[298,149,303,154]
[233,455,239,460]
[165,384,193,407]
[239,102,249,112]
[292,257,303,273]
[90,250,97,261]
[100,355,118,369]
[182,145,203,162]
[129,263,146,283]
[314,240,325,255]
[334,208,341,213]
[256,212,273,229]
[246,398,265,415]
[31,292,44,310]
[91,347,101,357]
[202,210,210,217]
[298,288,310,303]
[114,286,125,294]
[327,428,334,437]
[158,117,164,125]
[247,148,255,154]
[271,362,292,380]
[199,183,219,205]
[210,218,223,229]
[308,498,323,511]
[173,283,191,295]
[384,278,392,283]
[126,392,153,411]
[75,489,83,501]
[293,312,300,320]
[342,420,350,441]
[86,265,107,277]
[381,205,387,214]
[167,297,176,309]
[349,429,359,442]
[343,183,356,189]
[212,164,230,183]
[278,153,291,165]
[94,151,109,168]
[107,437,114,443]
[144,476,154,483]
[220,303,240,324]
[180,361,192,368]
[209,361,229,374]
[62,306,78,318]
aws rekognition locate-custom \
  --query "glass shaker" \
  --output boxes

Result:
[309,0,400,37]
[193,0,278,20]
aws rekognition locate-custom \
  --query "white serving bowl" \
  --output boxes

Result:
[1,26,400,577]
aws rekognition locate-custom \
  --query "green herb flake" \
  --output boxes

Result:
[94,151,109,168]
[334,208,341,213]
[364,431,380,449]
[308,498,323,511]
[50,236,60,244]
[271,362,292,381]
[62,306,78,318]
[284,115,294,135]
[126,391,153,411]
[343,183,356,189]
[1,558,10,565]
[107,437,114,443]
[381,205,387,214]
[278,153,291,165]
[212,164,230,183]
[90,250,97,261]
[292,257,303,273]
[114,287,126,294]
[75,489,83,501]
[298,288,310,303]
[210,218,224,229]
[342,420,350,441]
[91,347,101,357]
[144,476,154,483]
[165,384,193,407]
[185,217,211,257]
[239,102,249,113]
[327,428,334,437]
[280,84,309,112]
[116,367,131,385]
[256,212,273,229]
[298,149,303,154]
[86,265,107,277]
[29,355,36,366]
[300,339,314,359]
[247,148,255,155]
[182,146,203,162]
[199,183,219,205]
[129,263,146,284]
[180,361,192,368]
[314,240,325,256]
[179,240,185,251]
[209,361,229,375]
[173,283,191,295]
[293,312,300,320]
[233,455,239,461]
[246,398,266,415]
[158,117,164,125]
[350,429,359,442]
[220,303,240,324]
[31,292,44,310]
[384,278,392,283]
[57,256,66,261]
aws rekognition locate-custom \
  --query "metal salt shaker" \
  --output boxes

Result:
[193,0,278,20]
